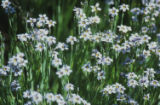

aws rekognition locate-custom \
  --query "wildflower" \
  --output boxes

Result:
[1,0,11,8]
[31,91,43,104]
[90,3,101,13]
[143,94,150,100]
[45,93,55,103]
[128,99,139,105]
[55,94,64,103]
[0,66,10,76]
[118,25,132,33]
[127,79,138,88]
[120,4,129,12]
[23,90,31,98]
[126,72,137,79]
[82,100,91,105]
[117,94,127,102]
[97,56,113,65]
[8,53,28,68]
[112,44,122,52]
[142,35,151,43]
[114,83,126,94]
[36,21,43,28]
[35,43,46,52]
[50,51,59,58]
[131,8,141,15]
[55,42,68,51]
[56,65,72,78]
[82,63,92,72]
[144,68,155,78]
[27,18,36,27]
[24,101,33,105]
[150,80,160,87]
[80,32,91,41]
[52,57,62,67]
[1,0,15,13]
[97,71,106,80]
[17,33,30,42]
[46,36,56,46]
[66,36,78,45]
[139,76,149,88]
[38,14,48,23]
[79,19,90,28]
[11,80,21,91]
[89,16,100,24]
[46,20,56,27]
[148,42,157,51]
[92,65,101,72]
[65,83,74,91]
[102,85,116,95]
[143,50,151,58]
[109,7,119,17]
[12,68,23,76]
[92,49,102,59]
[141,27,149,33]
[69,94,82,104]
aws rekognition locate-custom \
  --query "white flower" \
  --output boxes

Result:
[143,50,151,58]
[52,57,62,67]
[65,83,74,91]
[45,93,55,103]
[55,94,65,103]
[102,85,116,95]
[92,50,102,59]
[143,94,150,100]
[56,65,72,78]
[79,19,90,28]
[112,44,122,52]
[31,92,43,104]
[23,90,31,98]
[97,57,113,65]
[120,4,129,12]
[8,53,28,68]
[35,43,46,52]
[66,36,78,45]
[69,94,82,104]
[118,25,132,33]
[46,20,56,27]
[27,18,36,27]
[97,71,105,80]
[126,72,137,79]
[150,80,160,87]
[109,7,119,17]
[89,16,100,24]
[17,33,30,42]
[55,42,68,51]
[80,32,91,41]
[1,0,11,8]
[90,3,101,12]
[117,94,126,102]
[113,83,126,94]
[127,79,138,88]
[38,14,48,23]
[46,36,56,46]
[82,63,92,72]
[139,76,149,88]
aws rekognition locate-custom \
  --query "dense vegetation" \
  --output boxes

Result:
[0,0,160,105]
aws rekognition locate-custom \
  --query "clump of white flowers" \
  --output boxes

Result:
[56,65,72,78]
[118,25,132,33]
